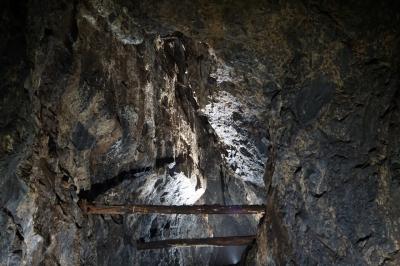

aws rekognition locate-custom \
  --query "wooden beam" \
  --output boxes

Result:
[136,235,256,250]
[81,202,265,215]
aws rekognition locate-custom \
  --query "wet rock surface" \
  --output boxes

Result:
[1,0,400,265]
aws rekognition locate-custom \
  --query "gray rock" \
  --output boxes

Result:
[1,0,399,265]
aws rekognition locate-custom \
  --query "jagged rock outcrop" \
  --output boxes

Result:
[1,0,399,265]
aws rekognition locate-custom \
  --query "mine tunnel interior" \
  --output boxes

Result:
[1,0,400,265]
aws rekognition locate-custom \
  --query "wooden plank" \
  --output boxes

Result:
[136,235,256,250]
[80,202,265,215]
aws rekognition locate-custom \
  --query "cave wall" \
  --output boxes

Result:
[243,1,400,265]
[1,0,400,265]
[1,0,267,265]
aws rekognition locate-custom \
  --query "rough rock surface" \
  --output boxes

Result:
[1,0,400,265]
[1,0,266,265]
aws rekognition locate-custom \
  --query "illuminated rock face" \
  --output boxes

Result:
[1,0,400,265]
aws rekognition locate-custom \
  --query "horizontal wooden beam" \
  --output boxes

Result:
[80,202,265,215]
[137,235,256,250]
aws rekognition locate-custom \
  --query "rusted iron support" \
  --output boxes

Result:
[80,201,265,215]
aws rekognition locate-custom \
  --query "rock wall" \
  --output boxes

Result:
[243,1,400,265]
[1,0,267,265]
[1,0,399,265]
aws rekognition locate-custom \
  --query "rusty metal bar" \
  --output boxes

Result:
[80,202,265,215]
